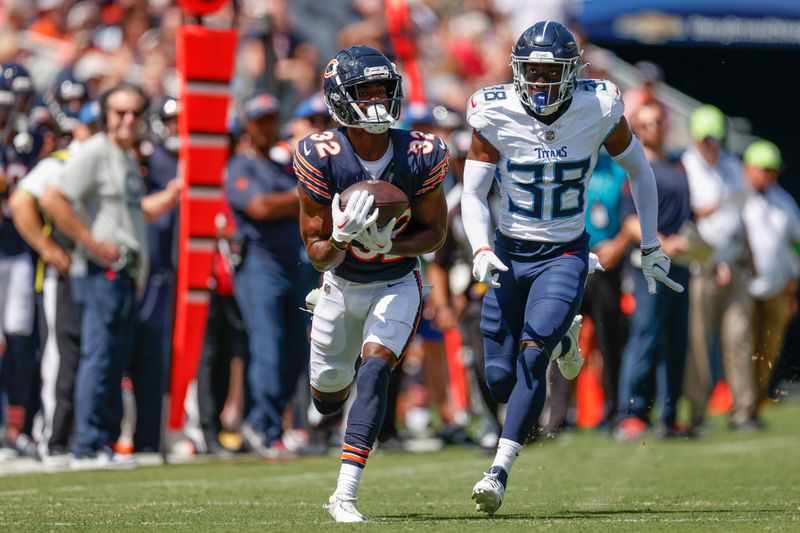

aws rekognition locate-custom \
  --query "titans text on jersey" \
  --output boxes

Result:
[466,79,624,244]
[294,127,448,283]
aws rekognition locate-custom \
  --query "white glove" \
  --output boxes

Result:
[588,252,605,275]
[641,246,684,294]
[357,217,397,254]
[331,190,379,244]
[472,248,509,289]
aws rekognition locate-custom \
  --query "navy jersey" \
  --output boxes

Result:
[225,153,301,267]
[620,159,692,237]
[1,140,40,257]
[295,127,449,283]
[143,144,178,272]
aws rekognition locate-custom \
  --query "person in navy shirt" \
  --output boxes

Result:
[297,46,448,523]
[130,96,181,452]
[614,101,693,440]
[225,92,307,459]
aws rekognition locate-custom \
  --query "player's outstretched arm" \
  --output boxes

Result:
[605,118,683,294]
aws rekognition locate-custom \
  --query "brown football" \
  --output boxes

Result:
[339,180,409,228]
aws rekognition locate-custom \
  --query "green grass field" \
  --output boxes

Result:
[2,402,799,532]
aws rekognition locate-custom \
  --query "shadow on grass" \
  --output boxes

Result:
[374,508,787,523]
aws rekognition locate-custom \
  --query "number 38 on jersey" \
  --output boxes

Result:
[504,157,590,221]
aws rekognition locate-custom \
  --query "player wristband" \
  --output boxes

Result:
[473,246,493,258]
[330,238,347,252]
[641,244,661,256]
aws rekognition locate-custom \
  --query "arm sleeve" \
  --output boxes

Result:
[612,136,660,249]
[460,159,496,253]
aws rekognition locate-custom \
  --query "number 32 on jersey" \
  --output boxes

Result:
[506,158,590,220]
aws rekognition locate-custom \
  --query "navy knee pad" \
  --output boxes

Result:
[312,396,347,415]
[520,344,549,381]
[485,359,516,404]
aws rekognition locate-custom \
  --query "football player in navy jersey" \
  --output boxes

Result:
[296,45,448,522]
[461,21,685,515]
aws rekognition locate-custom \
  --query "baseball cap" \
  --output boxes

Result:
[689,104,726,141]
[404,102,435,125]
[292,93,327,119]
[243,92,280,121]
[744,140,782,170]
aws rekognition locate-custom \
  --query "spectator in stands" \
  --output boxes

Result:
[429,127,501,451]
[681,104,757,432]
[0,67,42,460]
[614,102,693,440]
[197,210,248,458]
[741,140,800,416]
[129,96,181,453]
[41,83,150,468]
[623,61,664,121]
[8,101,99,463]
[224,92,307,459]
[580,147,631,428]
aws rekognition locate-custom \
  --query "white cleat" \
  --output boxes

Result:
[551,314,584,380]
[325,494,366,523]
[471,471,505,515]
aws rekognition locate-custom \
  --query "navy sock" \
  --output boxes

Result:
[343,357,391,450]
[500,345,549,444]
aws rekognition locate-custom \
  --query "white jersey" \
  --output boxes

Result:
[466,80,624,243]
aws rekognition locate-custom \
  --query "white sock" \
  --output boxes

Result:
[335,463,364,499]
[491,438,522,473]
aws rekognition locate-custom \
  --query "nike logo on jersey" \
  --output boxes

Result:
[470,97,477,108]
[387,281,403,288]
[303,142,311,156]
[438,138,446,150]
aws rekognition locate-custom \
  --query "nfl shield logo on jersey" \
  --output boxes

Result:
[545,130,555,141]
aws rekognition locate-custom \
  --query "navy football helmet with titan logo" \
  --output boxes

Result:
[322,46,403,134]
[511,21,582,117]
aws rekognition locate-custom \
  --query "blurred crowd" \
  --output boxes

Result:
[0,0,797,470]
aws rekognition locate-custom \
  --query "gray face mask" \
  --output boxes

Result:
[163,135,179,154]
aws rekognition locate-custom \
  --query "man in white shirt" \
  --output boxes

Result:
[741,140,800,413]
[681,105,757,431]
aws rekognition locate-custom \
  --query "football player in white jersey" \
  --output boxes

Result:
[461,21,684,515]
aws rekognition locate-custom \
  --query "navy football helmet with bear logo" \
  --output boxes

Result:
[322,46,403,134]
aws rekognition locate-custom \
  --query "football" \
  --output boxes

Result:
[339,180,409,228]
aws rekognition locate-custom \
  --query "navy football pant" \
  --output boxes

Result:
[480,235,588,443]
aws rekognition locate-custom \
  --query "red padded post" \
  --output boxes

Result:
[170,24,237,431]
